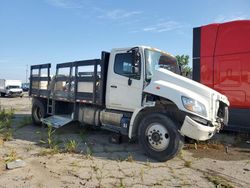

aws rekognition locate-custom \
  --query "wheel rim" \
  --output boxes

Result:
[146,123,170,151]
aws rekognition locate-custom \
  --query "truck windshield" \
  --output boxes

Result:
[145,49,180,80]
[7,86,20,89]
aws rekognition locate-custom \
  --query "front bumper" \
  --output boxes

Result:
[6,91,22,97]
[180,116,216,141]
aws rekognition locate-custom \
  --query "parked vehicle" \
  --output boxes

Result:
[0,79,23,97]
[22,83,30,92]
[193,20,250,132]
[30,46,229,161]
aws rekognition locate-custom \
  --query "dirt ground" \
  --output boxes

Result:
[0,94,249,188]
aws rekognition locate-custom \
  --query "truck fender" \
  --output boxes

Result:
[129,107,145,139]
[128,98,183,139]
[128,101,157,139]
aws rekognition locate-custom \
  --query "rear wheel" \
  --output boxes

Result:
[32,99,47,125]
[0,93,5,97]
[138,113,184,161]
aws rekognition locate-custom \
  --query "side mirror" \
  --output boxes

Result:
[132,48,140,74]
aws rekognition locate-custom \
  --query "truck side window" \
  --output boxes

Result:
[114,53,140,80]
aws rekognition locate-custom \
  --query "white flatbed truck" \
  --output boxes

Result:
[29,46,229,161]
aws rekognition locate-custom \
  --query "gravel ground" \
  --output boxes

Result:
[0,94,249,188]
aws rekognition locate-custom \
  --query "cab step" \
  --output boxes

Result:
[41,115,73,128]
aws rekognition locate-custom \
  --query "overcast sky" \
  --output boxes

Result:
[0,0,250,82]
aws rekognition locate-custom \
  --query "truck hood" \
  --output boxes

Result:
[143,68,229,120]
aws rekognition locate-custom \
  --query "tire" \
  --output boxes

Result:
[138,113,184,162]
[0,93,5,97]
[31,99,47,125]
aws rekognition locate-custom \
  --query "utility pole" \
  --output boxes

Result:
[26,64,28,83]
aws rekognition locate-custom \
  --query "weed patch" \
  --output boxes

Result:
[184,160,192,168]
[5,150,18,163]
[178,151,192,168]
[126,153,134,162]
[184,140,225,150]
[37,148,60,156]
[205,173,234,188]
[64,139,78,153]
[118,178,125,188]
[0,108,15,141]
[39,125,60,155]
[40,125,57,149]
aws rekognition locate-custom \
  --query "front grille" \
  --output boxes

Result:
[9,91,22,95]
[217,102,225,118]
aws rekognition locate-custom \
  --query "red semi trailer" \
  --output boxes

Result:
[193,20,250,132]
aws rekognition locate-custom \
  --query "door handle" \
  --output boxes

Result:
[110,85,117,88]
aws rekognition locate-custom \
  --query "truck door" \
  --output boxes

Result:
[106,49,143,112]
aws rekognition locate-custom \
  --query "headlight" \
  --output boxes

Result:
[181,96,207,117]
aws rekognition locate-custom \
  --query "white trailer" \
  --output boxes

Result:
[0,79,23,97]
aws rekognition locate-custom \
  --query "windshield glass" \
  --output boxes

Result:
[145,49,180,80]
[7,85,20,89]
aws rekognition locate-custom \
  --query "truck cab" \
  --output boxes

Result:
[30,46,229,161]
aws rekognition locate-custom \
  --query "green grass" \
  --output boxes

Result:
[0,108,15,141]
[178,150,192,168]
[64,139,78,153]
[37,148,60,156]
[42,125,57,149]
[86,144,93,156]
[118,178,125,188]
[184,160,192,168]
[39,124,61,155]
[0,108,15,121]
[5,150,18,163]
[126,153,134,162]
[205,174,234,188]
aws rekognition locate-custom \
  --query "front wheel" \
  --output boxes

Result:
[138,113,184,161]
